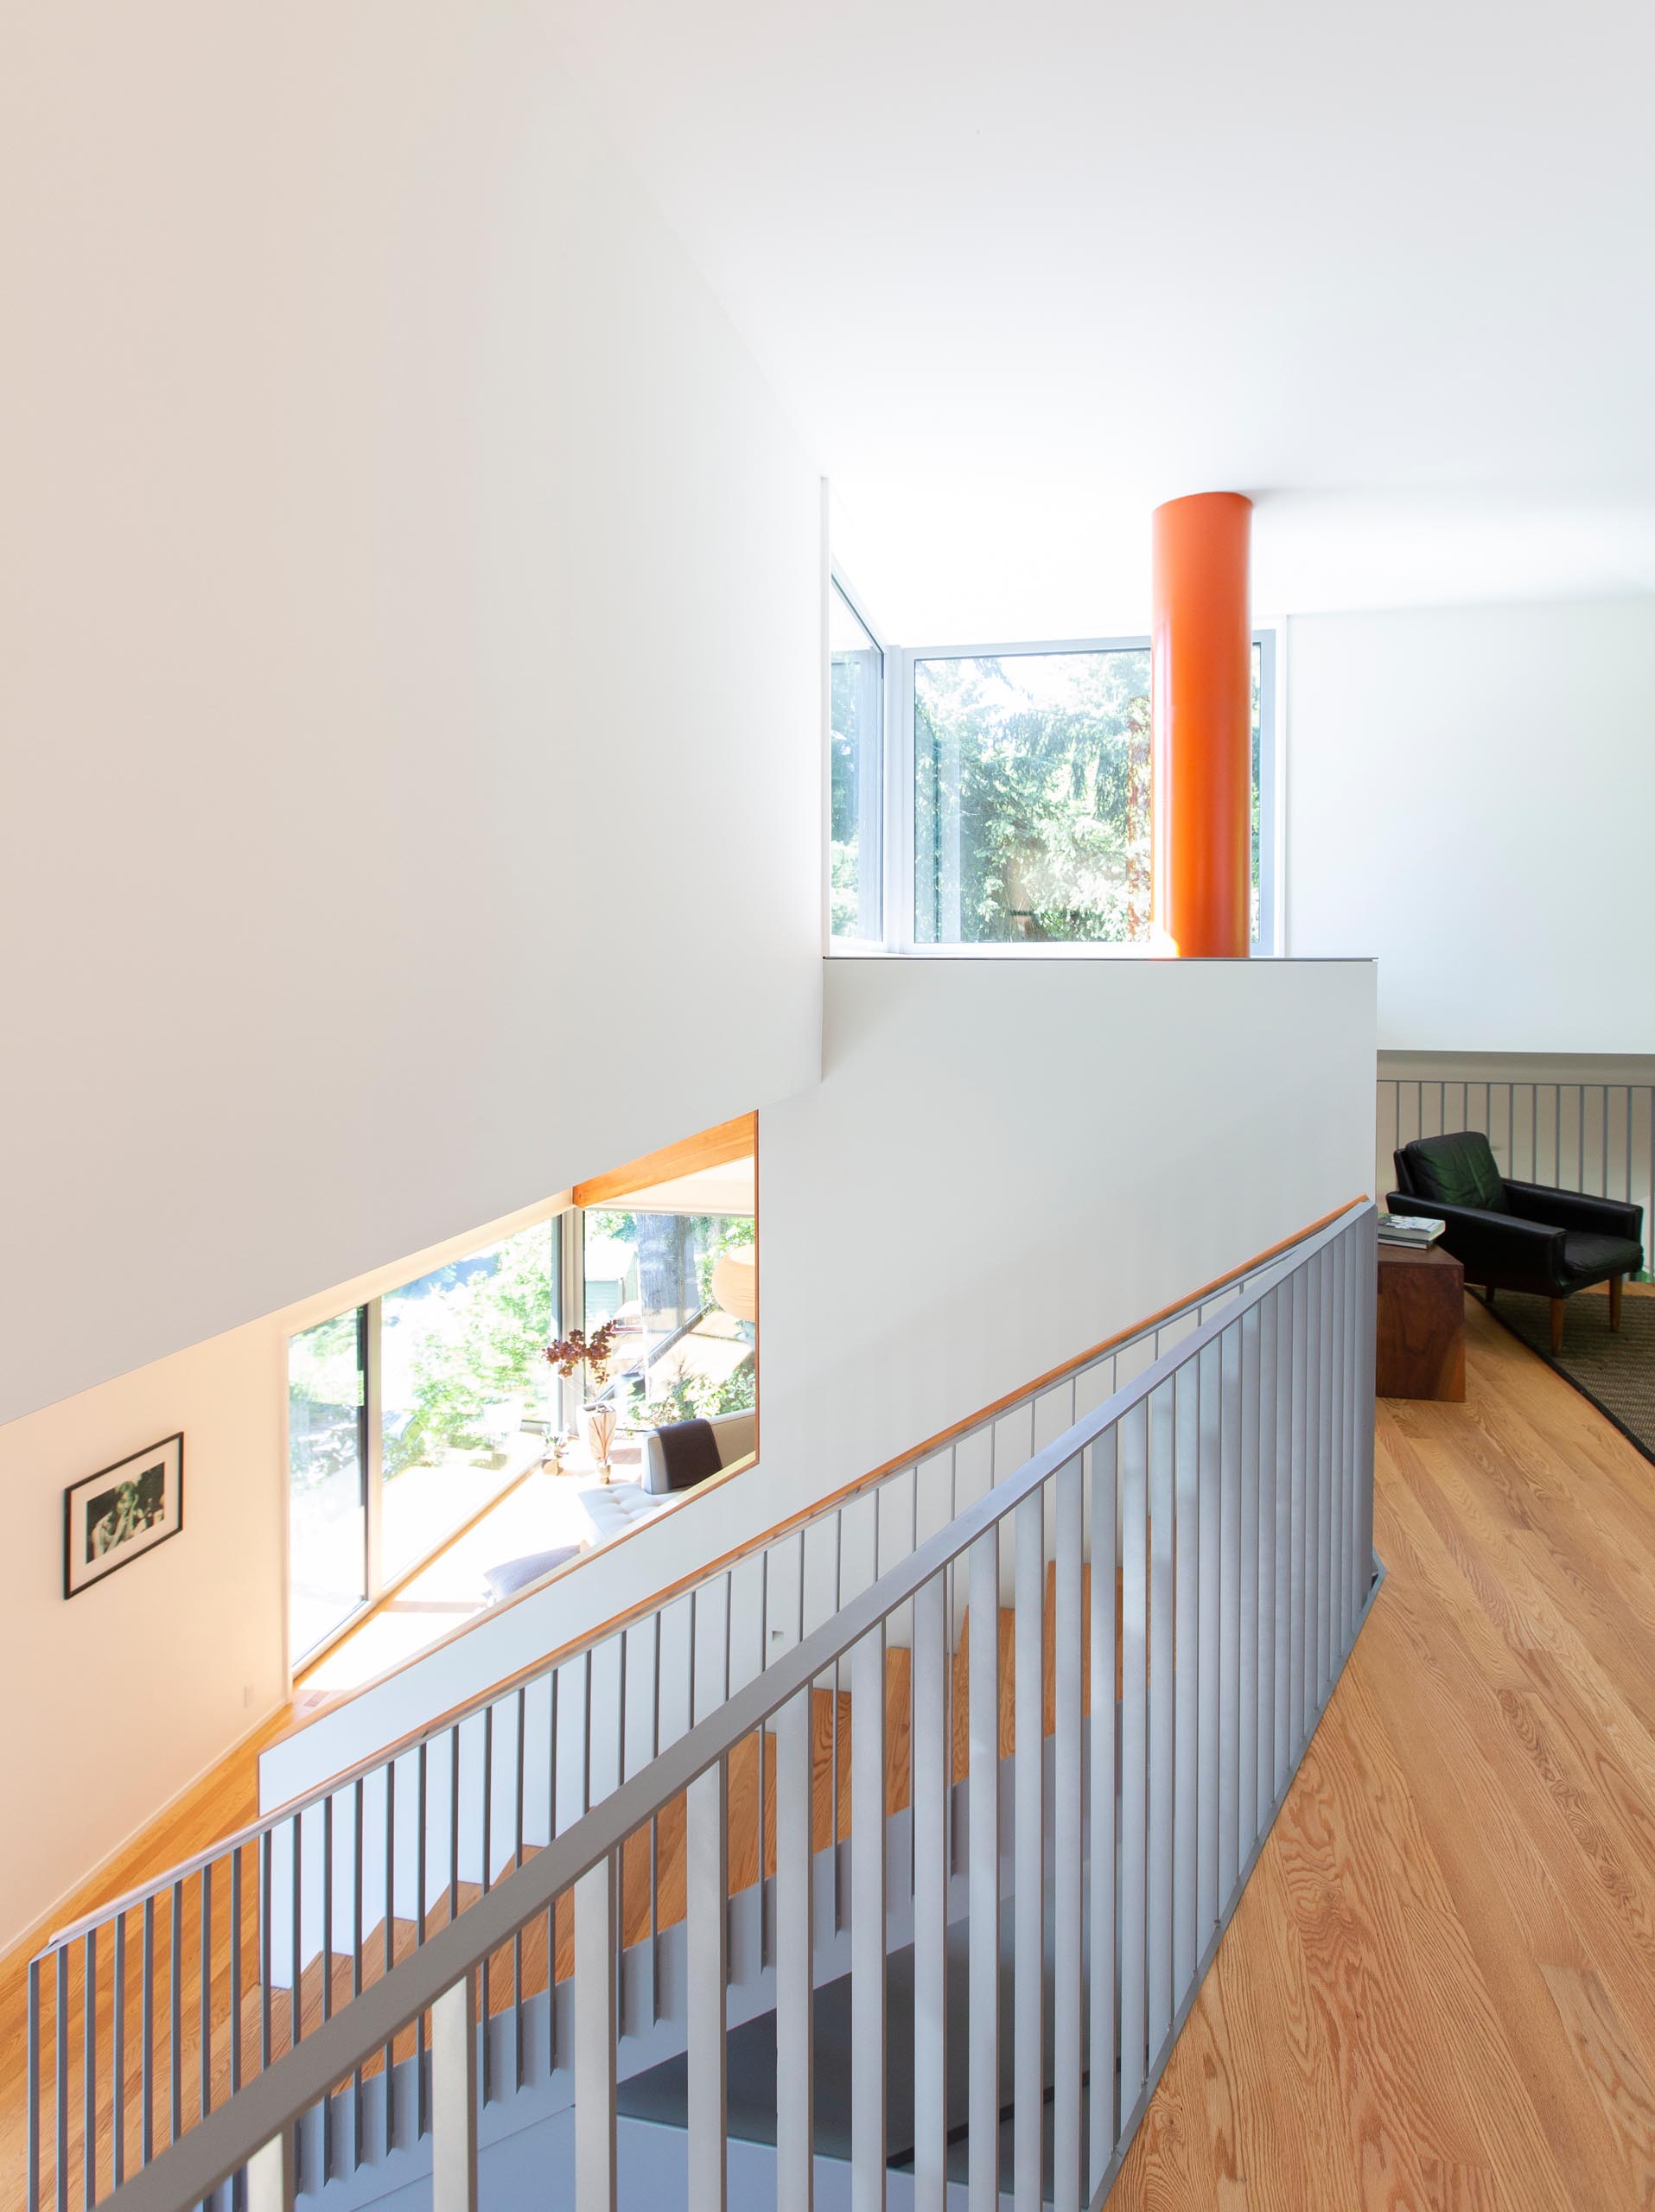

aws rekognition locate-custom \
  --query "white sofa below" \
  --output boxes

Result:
[573,1478,672,1547]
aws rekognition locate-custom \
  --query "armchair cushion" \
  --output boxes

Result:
[650,1417,723,1494]
[1560,1230,1646,1285]
[1397,1131,1505,1211]
[1504,1179,1645,1251]
[642,1408,758,1495]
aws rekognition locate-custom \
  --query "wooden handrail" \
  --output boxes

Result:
[45,1197,1365,1942]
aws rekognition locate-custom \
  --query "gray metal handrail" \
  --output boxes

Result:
[41,1200,1379,2212]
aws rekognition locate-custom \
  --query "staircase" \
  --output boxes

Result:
[26,1202,1379,2212]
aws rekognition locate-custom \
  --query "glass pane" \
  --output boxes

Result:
[913,649,1152,944]
[830,582,882,940]
[380,1217,560,1585]
[288,1311,366,1660]
[584,1210,756,1426]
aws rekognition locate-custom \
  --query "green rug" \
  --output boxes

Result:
[1476,1290,1655,1469]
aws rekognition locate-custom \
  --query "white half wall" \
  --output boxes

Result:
[1284,597,1655,1052]
[0,6,822,1429]
[260,953,1376,1814]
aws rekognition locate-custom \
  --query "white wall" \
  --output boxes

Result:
[1285,598,1655,1051]
[261,953,1376,1813]
[0,5,822,1431]
[0,1319,288,1952]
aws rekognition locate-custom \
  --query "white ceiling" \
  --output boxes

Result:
[563,0,1655,638]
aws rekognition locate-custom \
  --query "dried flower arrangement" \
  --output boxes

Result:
[544,1319,624,1401]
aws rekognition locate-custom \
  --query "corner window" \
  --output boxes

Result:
[583,1210,756,1426]
[285,1215,562,1663]
[829,581,883,942]
[914,647,1152,944]
[379,1217,561,1585]
[825,586,1278,956]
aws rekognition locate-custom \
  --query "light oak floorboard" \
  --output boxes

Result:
[1109,1295,1655,2209]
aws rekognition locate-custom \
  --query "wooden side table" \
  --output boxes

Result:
[1376,1242,1466,1401]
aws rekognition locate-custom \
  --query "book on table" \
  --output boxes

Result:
[1378,1212,1446,1247]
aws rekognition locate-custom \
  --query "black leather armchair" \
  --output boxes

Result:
[1389,1129,1644,1354]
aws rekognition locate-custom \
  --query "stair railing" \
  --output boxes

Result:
[27,1201,1373,2211]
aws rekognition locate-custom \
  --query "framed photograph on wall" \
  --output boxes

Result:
[63,1433,184,1599]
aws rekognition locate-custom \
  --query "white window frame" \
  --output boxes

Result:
[283,1204,569,1671]
[829,615,1283,957]
[825,569,888,948]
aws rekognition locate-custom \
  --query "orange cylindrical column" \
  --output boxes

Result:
[1151,491,1253,957]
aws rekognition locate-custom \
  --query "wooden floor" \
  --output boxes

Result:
[6,1288,1655,2208]
[1110,1289,1655,2210]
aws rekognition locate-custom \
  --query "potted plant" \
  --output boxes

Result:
[544,1320,624,1479]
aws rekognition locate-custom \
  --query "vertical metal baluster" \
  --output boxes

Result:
[911,1575,946,2212]
[288,1815,300,2068]
[612,1637,627,2045]
[417,1741,430,2137]
[1090,1425,1121,2193]
[350,1783,363,2171]
[1198,1341,1223,1944]
[258,1835,271,2083]
[1359,1213,1378,1599]
[513,1688,526,2093]
[1320,1243,1336,1703]
[430,1975,477,2212]
[28,1956,41,2212]
[219,1863,240,2152]
[1318,1247,1327,1689]
[1053,1459,1084,2212]
[574,1860,616,2211]
[851,1622,887,2212]
[1013,1488,1044,2212]
[758,1558,769,1970]
[138,1897,155,2175]
[545,1673,557,2083]
[1266,1281,1286,1802]
[1599,1085,1608,1197]
[831,1623,842,1937]
[1240,1301,1264,1857]
[112,1912,125,2188]
[57,1945,70,2212]
[1119,1395,1149,2122]
[201,1859,214,2139]
[383,1763,396,2158]
[1310,1247,1327,1708]
[967,1524,999,2212]
[687,1758,729,2211]
[449,1725,461,1930]
[245,2130,295,2212]
[1306,1250,1323,1732]
[1333,1227,1348,1649]
[1347,1219,1362,1633]
[1219,1319,1244,1910]
[636,1631,656,2028]
[172,1881,184,2152]
[318,1800,332,2178]
[1288,1268,1308,1763]
[685,1595,697,1755]
[1148,1375,1176,2057]
[480,1707,493,2109]
[1170,1352,1197,1994]
[81,1929,94,2212]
